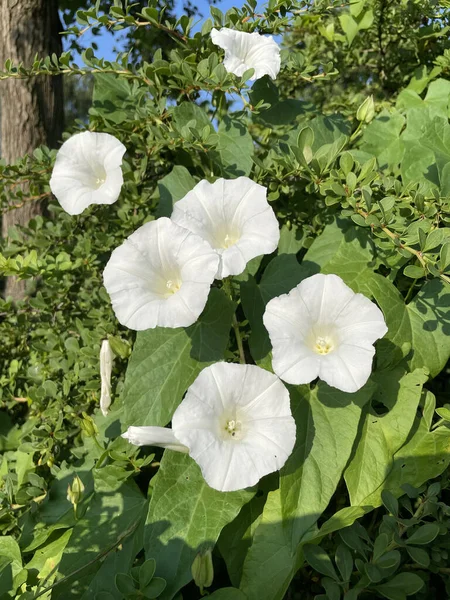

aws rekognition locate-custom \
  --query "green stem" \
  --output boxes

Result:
[223,278,246,364]
[232,312,246,365]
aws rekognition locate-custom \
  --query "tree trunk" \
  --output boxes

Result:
[0,0,63,300]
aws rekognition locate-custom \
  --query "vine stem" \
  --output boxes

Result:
[223,278,246,364]
[232,312,246,365]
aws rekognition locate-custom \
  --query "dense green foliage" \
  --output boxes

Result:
[1,0,450,598]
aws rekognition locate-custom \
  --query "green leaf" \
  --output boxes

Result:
[303,545,338,580]
[376,572,424,600]
[239,382,374,600]
[403,265,425,279]
[157,166,196,217]
[406,523,440,545]
[335,544,353,582]
[92,74,140,124]
[406,546,430,567]
[141,577,167,599]
[122,289,234,426]
[139,559,156,588]
[308,115,352,152]
[0,537,22,585]
[250,77,313,125]
[278,225,304,255]
[303,218,375,285]
[218,493,267,587]
[363,391,450,504]
[144,452,254,600]
[381,490,398,517]
[339,13,359,45]
[344,369,428,506]
[208,589,248,600]
[53,482,147,599]
[281,383,374,546]
[25,530,72,590]
[406,279,450,377]
[238,489,294,600]
[172,102,212,132]
[115,573,138,595]
[215,116,254,177]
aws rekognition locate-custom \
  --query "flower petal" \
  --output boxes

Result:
[264,273,388,391]
[122,426,188,452]
[171,177,279,279]
[50,131,126,215]
[211,28,281,81]
[318,344,376,393]
[172,363,296,492]
[264,288,320,384]
[103,217,219,330]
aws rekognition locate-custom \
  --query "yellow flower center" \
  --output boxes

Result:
[224,418,241,438]
[314,336,334,355]
[166,279,182,294]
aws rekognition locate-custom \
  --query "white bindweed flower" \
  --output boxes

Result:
[99,339,114,417]
[211,28,281,81]
[50,131,126,215]
[103,217,219,330]
[121,362,296,492]
[263,274,388,393]
[171,178,279,279]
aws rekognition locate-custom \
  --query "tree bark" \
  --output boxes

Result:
[0,0,63,300]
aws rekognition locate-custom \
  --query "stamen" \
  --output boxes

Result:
[166,279,181,294]
[224,418,241,438]
[314,336,333,355]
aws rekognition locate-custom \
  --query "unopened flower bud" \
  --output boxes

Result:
[191,548,214,594]
[80,412,98,437]
[67,474,85,507]
[356,95,375,123]
[100,339,114,416]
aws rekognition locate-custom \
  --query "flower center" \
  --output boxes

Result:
[91,166,107,189]
[224,418,242,439]
[222,233,239,249]
[212,225,241,250]
[165,279,182,295]
[313,336,334,355]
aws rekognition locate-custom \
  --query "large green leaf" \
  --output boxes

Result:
[91,74,143,124]
[53,481,147,599]
[400,107,450,193]
[215,116,254,177]
[239,382,374,600]
[406,279,450,378]
[145,452,254,600]
[0,536,22,595]
[218,492,267,587]
[157,165,196,217]
[239,489,296,600]
[364,391,450,505]
[344,369,428,506]
[359,109,405,170]
[249,77,314,126]
[171,102,213,132]
[122,289,235,426]
[317,391,450,538]
[303,219,376,284]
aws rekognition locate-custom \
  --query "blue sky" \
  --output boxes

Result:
[71,0,246,61]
